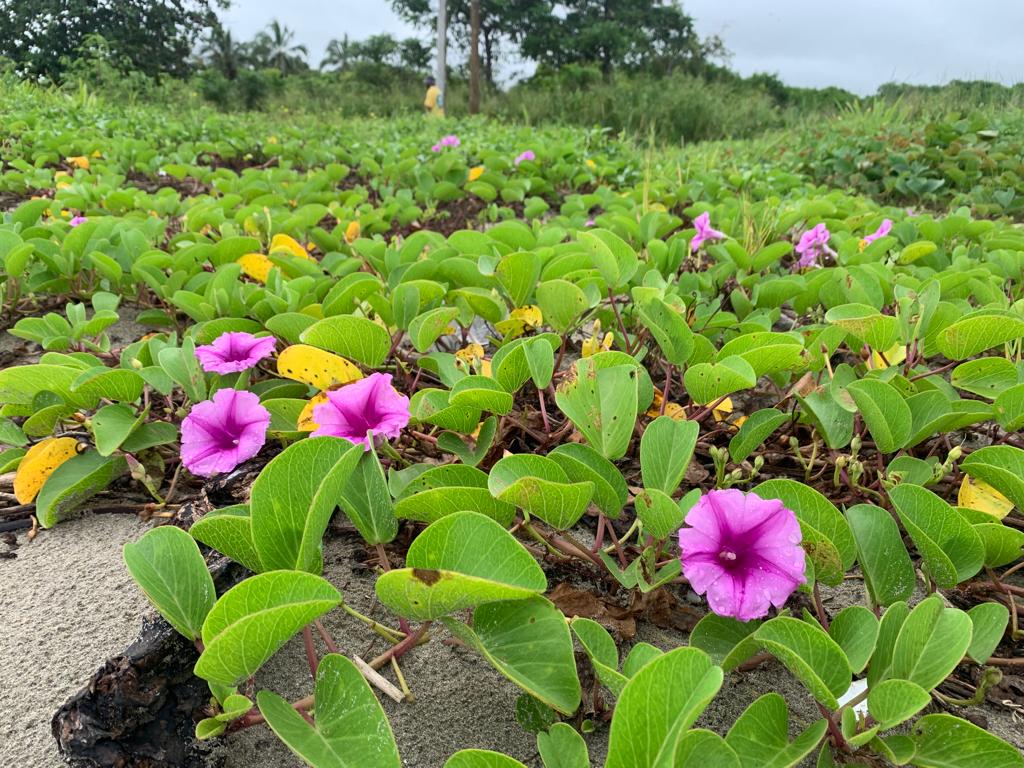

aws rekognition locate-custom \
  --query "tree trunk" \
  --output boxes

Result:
[469,0,481,114]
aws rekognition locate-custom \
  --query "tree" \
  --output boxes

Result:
[251,20,309,75]
[200,26,243,80]
[321,35,357,71]
[0,0,226,81]
[469,0,481,113]
[519,0,712,79]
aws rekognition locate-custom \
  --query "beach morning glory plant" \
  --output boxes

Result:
[180,388,271,477]
[195,332,276,374]
[312,372,410,450]
[677,489,806,622]
[794,222,833,268]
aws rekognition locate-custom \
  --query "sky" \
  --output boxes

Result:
[221,0,1024,95]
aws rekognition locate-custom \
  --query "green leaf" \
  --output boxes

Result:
[449,375,514,415]
[961,445,1024,510]
[994,383,1024,431]
[638,296,694,366]
[571,617,628,696]
[442,597,581,715]
[689,613,761,669]
[891,595,972,691]
[846,379,911,453]
[536,723,589,768]
[250,437,362,573]
[35,450,127,528]
[444,751,529,768]
[640,416,698,495]
[548,443,628,519]
[91,403,146,456]
[536,279,588,334]
[375,511,545,620]
[190,505,263,573]
[845,504,915,606]
[123,526,216,641]
[966,602,1009,664]
[0,364,97,409]
[337,445,399,545]
[755,479,857,570]
[579,228,639,288]
[496,250,541,307]
[555,357,638,460]
[972,522,1024,568]
[888,484,985,587]
[725,693,828,768]
[409,307,461,352]
[257,654,401,768]
[825,303,898,351]
[950,358,1019,399]
[675,730,741,768]
[488,454,593,530]
[936,311,1024,360]
[729,408,788,463]
[196,570,341,685]
[158,339,207,403]
[71,368,145,403]
[717,332,806,377]
[754,617,852,709]
[605,647,723,768]
[868,601,911,687]
[299,315,391,367]
[867,679,931,730]
[911,714,1024,768]
[827,605,879,674]
[395,464,515,526]
[683,356,757,405]
[634,488,688,541]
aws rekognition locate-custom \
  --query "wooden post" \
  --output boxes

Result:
[436,0,447,111]
[469,0,481,114]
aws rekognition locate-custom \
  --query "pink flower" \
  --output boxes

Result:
[678,489,806,622]
[514,150,536,166]
[312,372,410,450]
[690,211,725,252]
[432,135,460,152]
[584,218,596,227]
[195,332,276,374]
[794,223,833,268]
[862,218,893,245]
[69,216,87,227]
[181,388,270,477]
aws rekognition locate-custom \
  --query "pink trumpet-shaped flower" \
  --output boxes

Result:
[678,489,807,622]
[69,216,87,227]
[514,150,536,166]
[862,218,893,245]
[312,372,410,450]
[794,223,833,268]
[195,332,276,374]
[690,211,725,252]
[181,388,270,477]
[432,135,460,152]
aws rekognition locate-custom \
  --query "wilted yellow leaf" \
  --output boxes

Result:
[269,233,310,260]
[344,220,361,244]
[958,476,1013,520]
[867,344,907,371]
[14,437,82,504]
[296,392,330,432]
[277,344,363,390]
[66,155,90,170]
[468,166,485,182]
[647,392,687,421]
[511,305,543,328]
[237,253,273,283]
[456,343,485,364]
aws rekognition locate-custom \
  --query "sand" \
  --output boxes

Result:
[0,513,150,768]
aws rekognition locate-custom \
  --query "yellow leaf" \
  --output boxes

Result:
[277,344,363,390]
[712,397,734,423]
[269,233,310,260]
[647,392,687,421]
[237,253,273,283]
[456,343,485,364]
[585,159,596,170]
[66,155,90,170]
[14,437,82,504]
[91,150,102,158]
[582,320,613,358]
[480,358,493,378]
[867,344,907,371]
[296,392,330,432]
[511,305,543,329]
[344,220,361,244]
[494,318,527,341]
[958,476,1013,520]
[469,165,485,182]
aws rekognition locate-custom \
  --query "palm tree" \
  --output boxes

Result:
[200,26,242,80]
[256,20,308,75]
[321,35,357,71]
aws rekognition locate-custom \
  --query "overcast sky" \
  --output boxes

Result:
[221,0,1024,95]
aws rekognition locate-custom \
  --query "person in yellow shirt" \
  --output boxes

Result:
[423,75,445,118]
